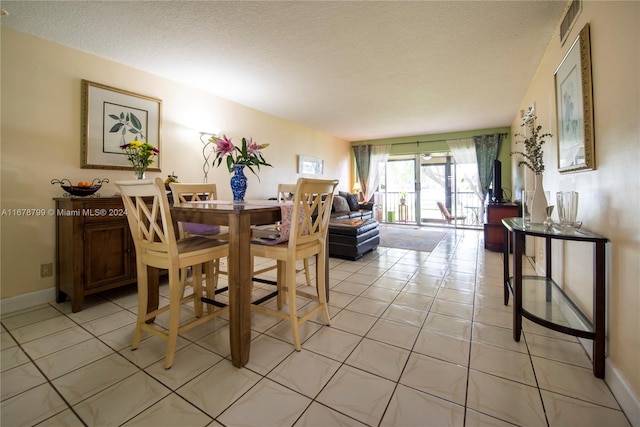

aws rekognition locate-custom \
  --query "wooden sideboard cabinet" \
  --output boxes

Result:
[484,203,519,251]
[54,196,136,312]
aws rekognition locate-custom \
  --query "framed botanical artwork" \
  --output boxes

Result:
[554,23,595,173]
[81,80,162,171]
[298,155,324,175]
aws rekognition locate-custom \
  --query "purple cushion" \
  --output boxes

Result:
[183,222,221,236]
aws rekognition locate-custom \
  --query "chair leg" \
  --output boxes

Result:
[132,263,148,350]
[204,261,215,314]
[192,264,204,318]
[276,260,286,310]
[286,263,302,351]
[212,258,220,292]
[179,267,189,298]
[316,252,331,325]
[164,269,182,369]
[303,258,311,286]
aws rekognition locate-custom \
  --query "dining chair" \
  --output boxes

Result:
[251,178,339,350]
[169,182,229,240]
[252,183,312,287]
[116,178,229,369]
[170,182,230,306]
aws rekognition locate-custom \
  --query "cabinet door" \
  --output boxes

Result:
[84,222,133,289]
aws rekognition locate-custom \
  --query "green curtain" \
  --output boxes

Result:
[353,145,370,193]
[474,134,503,199]
[352,144,391,203]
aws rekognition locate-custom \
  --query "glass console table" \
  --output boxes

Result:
[501,217,609,378]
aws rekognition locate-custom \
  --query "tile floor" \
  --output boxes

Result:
[1,228,631,426]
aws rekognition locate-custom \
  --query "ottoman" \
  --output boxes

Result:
[328,219,379,260]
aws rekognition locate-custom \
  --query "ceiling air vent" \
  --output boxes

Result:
[560,0,582,45]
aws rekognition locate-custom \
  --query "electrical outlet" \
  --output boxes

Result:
[538,248,544,259]
[40,263,53,278]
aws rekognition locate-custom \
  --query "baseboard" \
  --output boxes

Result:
[577,337,640,426]
[1,287,56,315]
[606,358,640,426]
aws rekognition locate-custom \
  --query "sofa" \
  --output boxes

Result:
[327,192,378,260]
[331,192,373,220]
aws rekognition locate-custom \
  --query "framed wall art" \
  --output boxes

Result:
[554,23,595,173]
[81,80,162,170]
[298,155,324,176]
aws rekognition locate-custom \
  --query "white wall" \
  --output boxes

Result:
[510,1,640,413]
[0,28,351,300]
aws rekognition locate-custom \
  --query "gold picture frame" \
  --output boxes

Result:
[81,80,162,171]
[554,23,595,173]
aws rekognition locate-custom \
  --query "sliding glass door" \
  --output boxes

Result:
[378,153,482,229]
[378,156,416,223]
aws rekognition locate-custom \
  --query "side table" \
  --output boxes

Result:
[502,217,608,378]
[398,204,408,222]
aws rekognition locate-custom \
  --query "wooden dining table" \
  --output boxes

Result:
[170,200,282,368]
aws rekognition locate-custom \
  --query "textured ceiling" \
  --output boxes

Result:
[1,1,568,141]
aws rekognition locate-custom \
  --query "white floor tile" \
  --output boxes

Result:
[52,353,139,405]
[317,365,396,425]
[423,312,472,340]
[218,378,311,426]
[303,326,361,362]
[532,356,620,409]
[329,309,378,336]
[177,359,261,418]
[123,393,213,426]
[294,401,367,426]
[413,329,470,366]
[541,390,631,427]
[145,343,223,389]
[346,337,410,381]
[1,361,47,400]
[0,383,68,426]
[1,228,633,427]
[366,317,421,350]
[381,384,465,427]
[469,341,537,386]
[400,352,468,405]
[267,350,341,398]
[0,345,30,372]
[73,371,170,426]
[467,370,547,426]
[34,338,114,379]
[21,325,93,359]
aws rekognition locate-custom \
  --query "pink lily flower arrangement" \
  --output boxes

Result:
[210,135,272,178]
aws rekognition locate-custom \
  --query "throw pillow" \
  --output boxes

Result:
[333,195,350,212]
[339,191,360,211]
[183,222,221,236]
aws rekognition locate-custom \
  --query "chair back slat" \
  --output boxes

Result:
[277,183,297,202]
[117,179,178,258]
[289,178,339,249]
[170,182,219,203]
[169,182,223,238]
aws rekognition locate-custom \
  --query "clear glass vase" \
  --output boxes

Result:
[133,168,146,180]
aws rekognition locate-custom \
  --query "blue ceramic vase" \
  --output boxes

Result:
[230,164,248,202]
